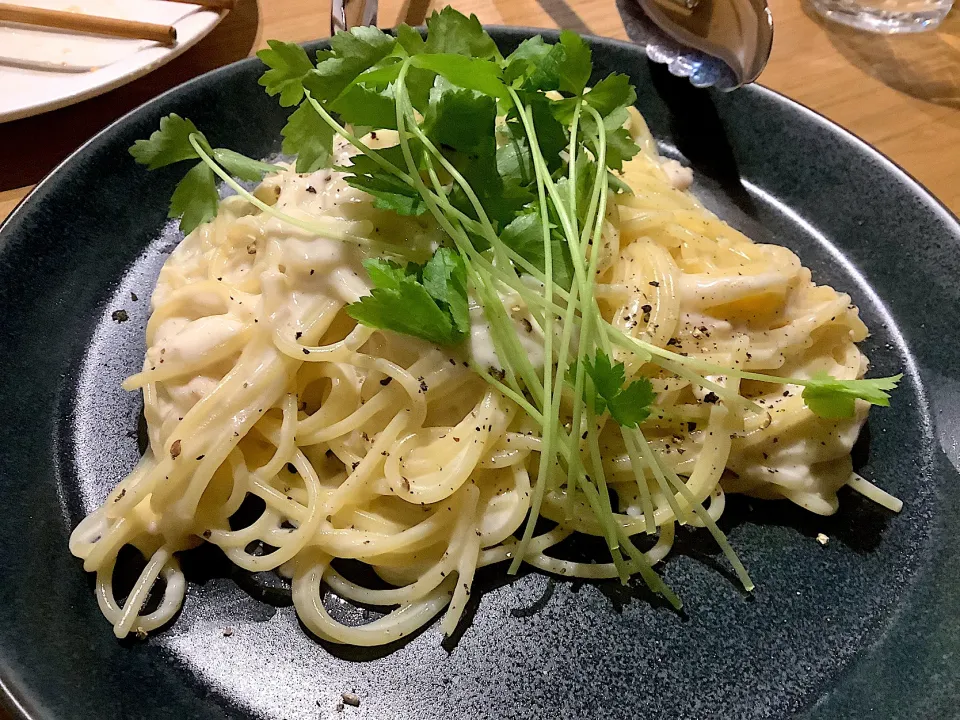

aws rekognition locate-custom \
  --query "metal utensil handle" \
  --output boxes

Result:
[331,0,378,34]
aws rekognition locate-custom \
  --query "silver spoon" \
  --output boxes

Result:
[331,0,378,35]
[618,0,773,90]
[329,0,771,92]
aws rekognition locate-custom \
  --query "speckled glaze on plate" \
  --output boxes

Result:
[0,28,958,720]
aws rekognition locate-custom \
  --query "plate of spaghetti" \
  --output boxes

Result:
[0,11,958,720]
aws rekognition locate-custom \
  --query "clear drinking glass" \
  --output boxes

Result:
[809,0,953,33]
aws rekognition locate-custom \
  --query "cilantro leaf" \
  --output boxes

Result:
[336,142,419,177]
[498,177,537,221]
[581,106,640,171]
[132,115,280,234]
[410,54,506,98]
[306,26,397,104]
[583,351,654,428]
[528,95,568,172]
[350,58,403,87]
[344,172,426,215]
[554,152,595,223]
[500,212,543,257]
[514,30,591,95]
[130,115,276,179]
[331,83,398,129]
[551,73,637,124]
[421,248,470,335]
[425,77,506,225]
[519,42,566,93]
[501,211,574,290]
[424,79,497,156]
[584,73,636,114]
[607,171,633,194]
[169,162,218,234]
[211,149,282,182]
[347,283,457,346]
[603,126,641,171]
[424,7,499,60]
[503,36,551,86]
[801,372,903,419]
[608,378,656,428]
[556,31,592,95]
[338,141,427,215]
[129,114,208,170]
[347,251,469,346]
[496,123,535,184]
[257,40,315,107]
[361,258,411,289]
[281,102,334,173]
[396,23,425,55]
[405,67,436,113]
[583,350,624,416]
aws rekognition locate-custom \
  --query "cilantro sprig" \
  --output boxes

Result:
[346,249,469,346]
[801,372,902,419]
[582,351,655,428]
[129,114,282,233]
[253,19,637,247]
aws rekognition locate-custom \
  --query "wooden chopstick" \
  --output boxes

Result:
[161,0,236,10]
[0,3,177,45]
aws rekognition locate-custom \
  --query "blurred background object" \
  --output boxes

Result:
[809,0,952,32]
[331,0,378,32]
[622,0,773,89]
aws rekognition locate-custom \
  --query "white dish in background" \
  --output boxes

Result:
[0,0,225,123]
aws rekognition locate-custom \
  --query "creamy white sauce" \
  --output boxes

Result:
[678,271,791,308]
[467,290,545,372]
[152,315,245,365]
[660,158,694,190]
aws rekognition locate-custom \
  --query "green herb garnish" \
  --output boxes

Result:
[801,372,902,419]
[346,249,469,346]
[582,351,655,428]
[129,114,281,233]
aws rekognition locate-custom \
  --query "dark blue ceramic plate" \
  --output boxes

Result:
[1,28,958,720]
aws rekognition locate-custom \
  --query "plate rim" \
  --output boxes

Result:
[1,26,958,720]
